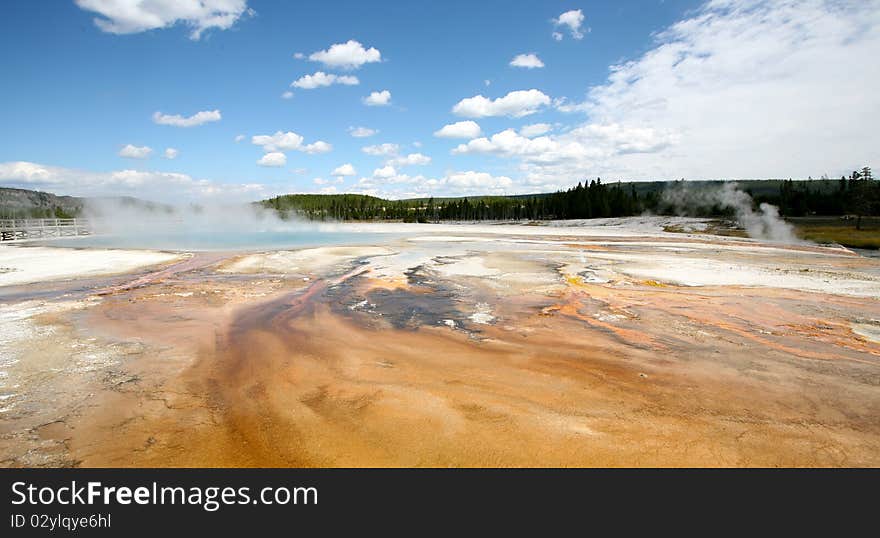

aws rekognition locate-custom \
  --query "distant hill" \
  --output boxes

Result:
[0,187,84,218]
[0,187,178,219]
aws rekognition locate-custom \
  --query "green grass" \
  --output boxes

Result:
[788,217,880,250]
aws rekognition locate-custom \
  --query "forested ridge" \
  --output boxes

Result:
[260,168,878,223]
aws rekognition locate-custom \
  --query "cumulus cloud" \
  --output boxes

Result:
[444,170,513,190]
[549,0,880,181]
[0,160,265,201]
[332,163,357,177]
[300,141,333,154]
[312,178,344,189]
[519,123,552,137]
[510,53,544,68]
[434,120,482,139]
[452,125,675,174]
[118,144,152,159]
[234,134,245,143]
[348,126,377,137]
[387,153,431,167]
[257,152,286,167]
[362,90,392,106]
[452,89,550,118]
[152,109,221,127]
[554,9,586,40]
[362,143,399,156]
[281,91,294,99]
[251,131,331,155]
[353,169,515,198]
[74,0,252,39]
[291,71,359,89]
[164,147,179,159]
[373,165,397,178]
[308,40,381,70]
[252,131,304,152]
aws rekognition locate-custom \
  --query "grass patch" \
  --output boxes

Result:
[794,226,880,249]
[788,217,880,250]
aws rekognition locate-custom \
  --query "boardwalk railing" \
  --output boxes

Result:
[0,218,91,242]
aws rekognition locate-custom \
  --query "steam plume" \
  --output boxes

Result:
[662,182,798,242]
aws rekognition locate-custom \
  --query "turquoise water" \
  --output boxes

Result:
[40,229,401,251]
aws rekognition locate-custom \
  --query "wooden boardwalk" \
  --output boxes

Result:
[0,218,91,242]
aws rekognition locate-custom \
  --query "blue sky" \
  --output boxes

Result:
[1,0,878,202]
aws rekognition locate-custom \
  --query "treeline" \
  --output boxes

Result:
[0,206,77,219]
[0,187,82,219]
[260,171,878,223]
[260,179,653,222]
[767,168,878,220]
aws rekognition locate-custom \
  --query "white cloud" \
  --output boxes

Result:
[332,163,357,176]
[434,120,482,139]
[452,89,550,118]
[519,123,552,137]
[362,90,392,106]
[257,152,286,167]
[0,160,265,201]
[547,0,880,181]
[251,131,331,155]
[362,143,399,156]
[387,153,431,167]
[152,109,221,127]
[252,131,304,152]
[348,126,377,138]
[354,169,515,198]
[291,71,359,89]
[308,40,381,70]
[554,9,586,40]
[300,141,333,154]
[552,97,590,113]
[234,134,245,143]
[118,144,152,159]
[74,0,252,39]
[313,177,343,186]
[164,147,179,159]
[373,165,397,178]
[444,170,513,191]
[484,79,491,86]
[452,125,674,170]
[281,91,294,99]
[299,182,341,194]
[293,52,305,59]
[510,53,544,68]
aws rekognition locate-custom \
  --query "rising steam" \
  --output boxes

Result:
[78,197,309,249]
[661,182,798,242]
